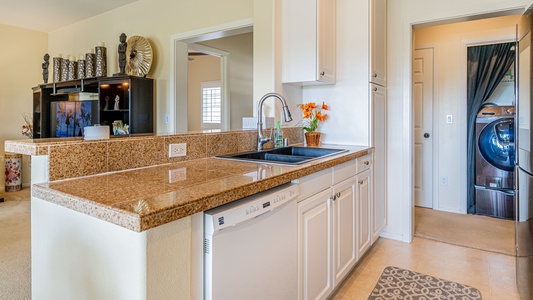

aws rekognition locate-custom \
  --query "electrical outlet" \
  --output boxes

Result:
[441,176,448,186]
[169,168,187,183]
[169,143,186,157]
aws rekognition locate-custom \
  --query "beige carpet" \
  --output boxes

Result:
[415,206,515,256]
[0,188,31,300]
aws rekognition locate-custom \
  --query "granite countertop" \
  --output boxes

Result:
[32,145,372,232]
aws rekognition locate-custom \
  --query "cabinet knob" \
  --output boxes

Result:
[336,192,341,198]
[424,133,430,138]
[358,180,364,185]
[331,195,336,201]
[320,71,325,76]
[373,87,378,92]
[364,161,370,166]
[373,73,378,78]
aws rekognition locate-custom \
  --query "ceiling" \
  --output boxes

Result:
[0,0,138,32]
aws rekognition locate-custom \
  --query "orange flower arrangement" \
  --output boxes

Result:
[297,101,329,132]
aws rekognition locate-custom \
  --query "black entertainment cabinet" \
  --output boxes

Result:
[32,76,154,138]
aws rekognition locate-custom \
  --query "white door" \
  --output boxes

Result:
[413,48,434,208]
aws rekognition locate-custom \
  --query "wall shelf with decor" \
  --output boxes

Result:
[32,76,154,139]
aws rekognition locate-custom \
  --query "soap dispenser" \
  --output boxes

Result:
[274,121,284,148]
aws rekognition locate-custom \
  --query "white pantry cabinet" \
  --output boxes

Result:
[282,0,336,85]
[370,0,387,86]
[371,84,387,242]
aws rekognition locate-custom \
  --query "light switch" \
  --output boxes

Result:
[446,115,453,124]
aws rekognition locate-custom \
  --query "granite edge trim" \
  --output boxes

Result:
[34,147,371,232]
[32,185,142,231]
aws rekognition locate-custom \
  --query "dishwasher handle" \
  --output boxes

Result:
[205,184,299,232]
[217,200,292,232]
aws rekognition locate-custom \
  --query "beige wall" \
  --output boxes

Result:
[201,32,254,130]
[414,15,518,212]
[48,0,254,133]
[187,55,220,131]
[0,24,48,188]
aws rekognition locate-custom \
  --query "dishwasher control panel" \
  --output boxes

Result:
[204,183,298,232]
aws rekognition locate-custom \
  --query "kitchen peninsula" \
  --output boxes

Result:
[5,129,375,299]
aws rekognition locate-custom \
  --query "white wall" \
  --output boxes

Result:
[300,0,371,146]
[385,0,531,242]
[414,15,518,213]
[0,24,48,188]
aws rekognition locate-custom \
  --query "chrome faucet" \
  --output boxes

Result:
[257,93,293,151]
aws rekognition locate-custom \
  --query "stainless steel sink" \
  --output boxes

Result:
[216,146,348,165]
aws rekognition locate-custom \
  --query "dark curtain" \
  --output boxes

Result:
[467,42,515,214]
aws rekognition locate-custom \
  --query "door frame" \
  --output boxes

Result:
[187,43,230,130]
[413,45,439,210]
[169,18,253,133]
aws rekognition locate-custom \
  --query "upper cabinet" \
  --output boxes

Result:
[282,0,336,85]
[370,0,387,86]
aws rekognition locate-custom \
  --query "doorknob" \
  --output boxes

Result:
[424,133,430,138]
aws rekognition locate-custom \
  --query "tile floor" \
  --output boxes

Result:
[332,237,519,300]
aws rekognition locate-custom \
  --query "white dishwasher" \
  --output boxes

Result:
[204,183,299,300]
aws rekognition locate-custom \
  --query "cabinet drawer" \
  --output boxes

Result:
[332,160,356,185]
[292,168,332,201]
[356,154,373,174]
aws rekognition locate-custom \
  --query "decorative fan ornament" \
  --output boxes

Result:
[125,36,153,77]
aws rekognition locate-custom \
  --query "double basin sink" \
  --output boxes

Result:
[216,146,347,165]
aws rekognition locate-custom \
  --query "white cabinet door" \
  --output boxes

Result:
[356,168,372,258]
[370,0,386,86]
[282,0,336,85]
[298,189,333,300]
[371,84,387,242]
[317,0,336,83]
[332,177,357,286]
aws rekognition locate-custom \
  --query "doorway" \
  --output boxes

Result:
[186,44,228,131]
[411,15,518,253]
[170,19,253,133]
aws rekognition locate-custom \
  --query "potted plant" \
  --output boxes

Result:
[297,101,328,147]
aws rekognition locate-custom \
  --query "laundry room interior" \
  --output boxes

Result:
[412,13,517,254]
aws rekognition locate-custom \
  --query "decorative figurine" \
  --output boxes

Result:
[104,96,110,110]
[42,53,50,83]
[114,33,127,76]
[114,95,120,110]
